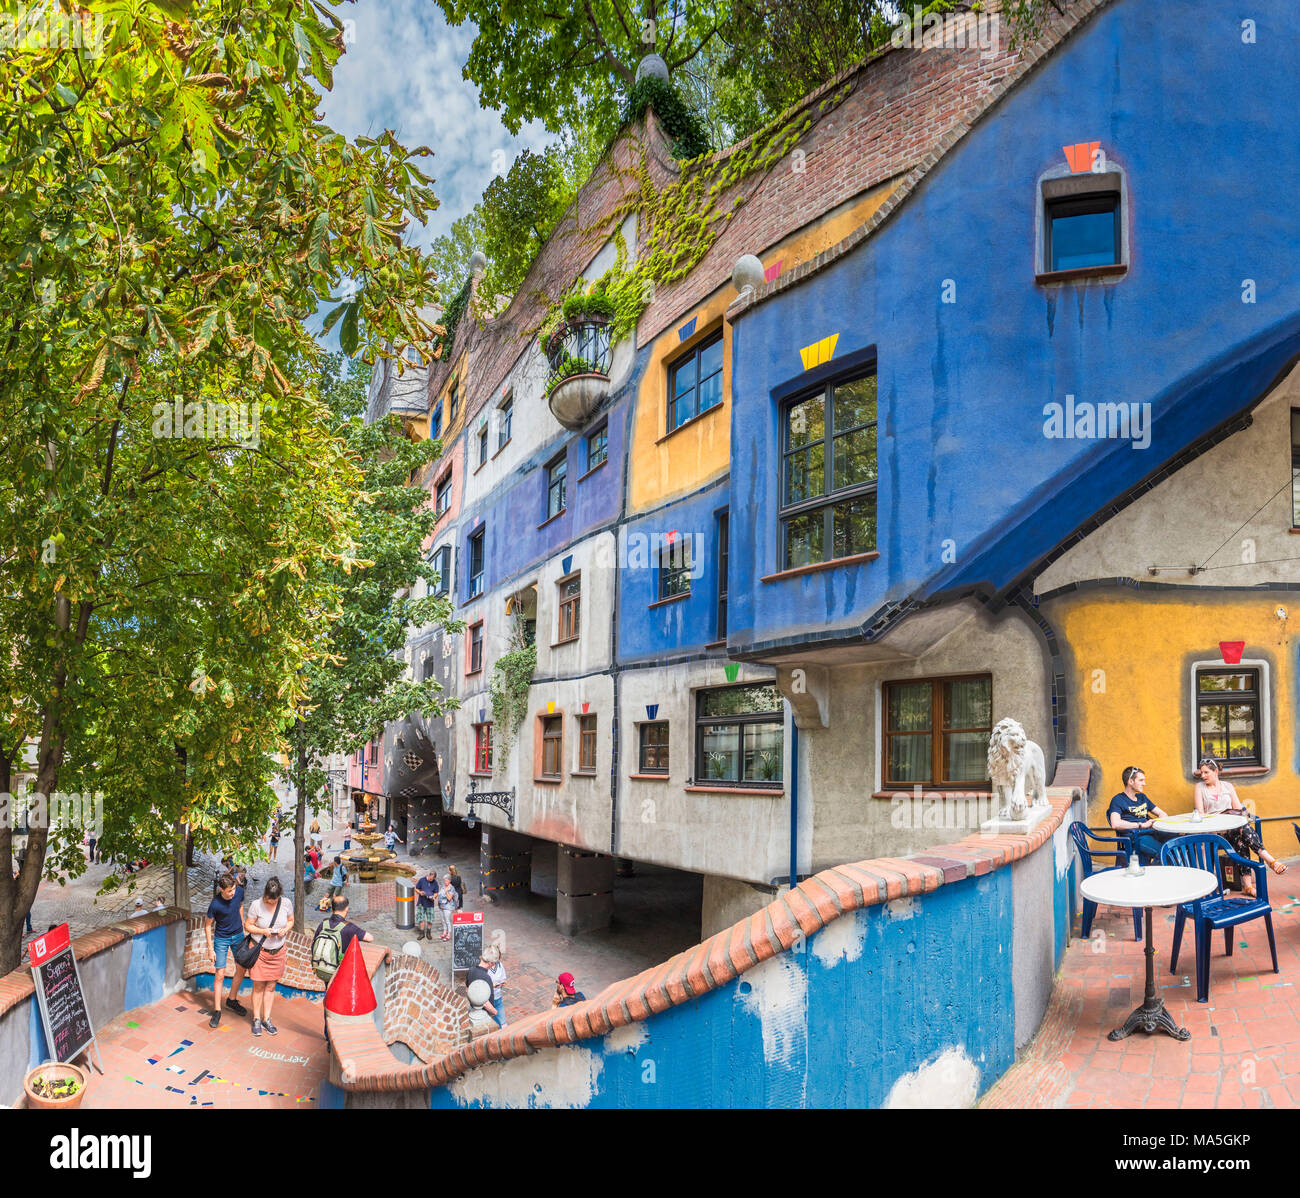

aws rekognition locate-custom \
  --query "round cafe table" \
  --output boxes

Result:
[1151,813,1247,836]
[1078,865,1217,1041]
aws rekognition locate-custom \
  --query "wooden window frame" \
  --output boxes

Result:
[881,674,993,790]
[577,714,597,772]
[557,571,581,643]
[467,621,484,675]
[638,721,670,775]
[540,714,563,780]
[694,683,783,788]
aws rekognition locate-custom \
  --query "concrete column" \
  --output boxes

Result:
[479,827,533,901]
[556,847,615,936]
[407,796,442,856]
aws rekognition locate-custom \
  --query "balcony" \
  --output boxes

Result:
[544,316,612,430]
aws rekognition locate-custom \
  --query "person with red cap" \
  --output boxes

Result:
[552,972,585,1007]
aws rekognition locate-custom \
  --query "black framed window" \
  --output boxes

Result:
[421,656,435,682]
[1045,191,1120,272]
[1292,408,1300,528]
[469,622,484,673]
[435,475,451,516]
[478,425,489,468]
[1196,668,1261,767]
[781,372,877,569]
[883,676,992,788]
[431,401,443,440]
[695,684,783,786]
[716,511,729,639]
[638,722,669,774]
[668,332,724,432]
[468,529,485,598]
[546,454,567,519]
[499,397,513,449]
[430,545,451,597]
[586,424,608,471]
[658,538,692,601]
[448,382,459,426]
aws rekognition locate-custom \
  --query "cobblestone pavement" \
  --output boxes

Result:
[21,823,704,1028]
[983,879,1300,1109]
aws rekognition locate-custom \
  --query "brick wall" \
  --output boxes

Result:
[381,954,470,1062]
[181,917,324,993]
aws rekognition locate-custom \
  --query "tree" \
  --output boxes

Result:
[435,0,726,140]
[0,1,443,973]
[284,354,460,932]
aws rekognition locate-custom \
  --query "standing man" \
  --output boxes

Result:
[327,855,348,902]
[1107,765,1168,864]
[205,871,250,1028]
[414,865,439,941]
[465,952,499,1025]
[314,895,374,1045]
[384,823,403,852]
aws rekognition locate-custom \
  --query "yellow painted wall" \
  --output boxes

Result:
[628,181,901,512]
[1051,592,1299,861]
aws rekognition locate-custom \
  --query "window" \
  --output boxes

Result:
[638,722,669,774]
[695,684,783,786]
[430,545,451,597]
[435,474,451,516]
[716,511,729,639]
[448,382,459,426]
[586,424,608,471]
[1045,190,1120,273]
[421,655,435,682]
[478,424,489,469]
[431,401,443,440]
[658,537,692,601]
[781,373,877,570]
[468,622,484,673]
[546,454,567,519]
[473,723,493,772]
[541,715,563,779]
[1196,668,1261,767]
[1292,409,1300,528]
[468,529,485,598]
[498,396,513,449]
[882,676,992,788]
[578,714,597,772]
[557,573,580,642]
[668,331,724,432]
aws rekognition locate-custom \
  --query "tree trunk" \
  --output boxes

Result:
[0,748,18,977]
[292,733,308,933]
[173,744,189,911]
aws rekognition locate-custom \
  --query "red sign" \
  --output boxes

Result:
[452,911,483,926]
[28,922,70,968]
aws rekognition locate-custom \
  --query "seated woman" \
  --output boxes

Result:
[1107,765,1168,863]
[1193,756,1286,897]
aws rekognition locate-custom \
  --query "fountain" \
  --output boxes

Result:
[341,801,417,882]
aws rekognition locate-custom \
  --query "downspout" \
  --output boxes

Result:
[789,719,800,889]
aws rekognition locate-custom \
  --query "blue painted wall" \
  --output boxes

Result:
[727,0,1300,652]
[431,868,1018,1109]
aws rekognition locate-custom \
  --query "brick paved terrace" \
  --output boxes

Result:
[984,869,1300,1109]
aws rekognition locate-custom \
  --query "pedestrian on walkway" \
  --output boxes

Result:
[15,869,32,933]
[484,944,506,1028]
[552,972,585,1008]
[268,816,281,861]
[205,871,250,1028]
[448,864,464,910]
[245,876,292,1037]
[87,832,97,864]
[309,817,323,853]
[437,874,457,941]
[327,856,347,901]
[415,866,438,940]
[342,820,353,851]
[384,823,403,852]
[465,952,499,1024]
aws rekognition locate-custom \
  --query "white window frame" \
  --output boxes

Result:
[1188,657,1271,773]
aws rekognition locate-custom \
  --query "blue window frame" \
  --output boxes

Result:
[431,401,443,440]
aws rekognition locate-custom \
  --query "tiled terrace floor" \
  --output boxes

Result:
[80,989,328,1109]
[984,879,1300,1109]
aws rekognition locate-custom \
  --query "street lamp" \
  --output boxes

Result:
[464,776,515,829]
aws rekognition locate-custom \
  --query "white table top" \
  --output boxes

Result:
[1079,865,1218,909]
[1151,813,1247,835]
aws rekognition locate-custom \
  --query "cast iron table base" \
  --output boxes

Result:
[1107,906,1190,1042]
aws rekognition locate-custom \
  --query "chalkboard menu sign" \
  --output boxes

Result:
[451,911,484,971]
[29,923,96,1066]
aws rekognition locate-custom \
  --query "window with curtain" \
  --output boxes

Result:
[473,723,492,772]
[882,676,992,788]
[694,683,783,786]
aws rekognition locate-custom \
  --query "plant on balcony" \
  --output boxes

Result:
[488,615,536,760]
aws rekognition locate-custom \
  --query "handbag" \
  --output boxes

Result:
[233,897,282,970]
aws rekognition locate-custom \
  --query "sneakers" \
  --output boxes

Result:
[251,1019,263,1036]
[209,1010,221,1028]
[262,1019,278,1036]
[226,997,248,1016]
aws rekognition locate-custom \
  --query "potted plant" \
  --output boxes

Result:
[24,1061,88,1109]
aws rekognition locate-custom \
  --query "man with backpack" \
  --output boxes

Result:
[311,895,373,1044]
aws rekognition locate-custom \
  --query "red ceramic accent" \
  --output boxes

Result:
[325,937,376,1017]
[1219,641,1245,665]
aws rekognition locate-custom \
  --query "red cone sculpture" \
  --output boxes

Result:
[325,936,376,1021]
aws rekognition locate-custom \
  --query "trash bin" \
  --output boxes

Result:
[395,877,415,930]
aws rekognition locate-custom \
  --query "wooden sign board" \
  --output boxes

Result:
[29,923,97,1066]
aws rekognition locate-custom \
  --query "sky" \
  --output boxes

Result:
[319,0,551,251]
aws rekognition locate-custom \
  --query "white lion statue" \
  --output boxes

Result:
[987,717,1047,821]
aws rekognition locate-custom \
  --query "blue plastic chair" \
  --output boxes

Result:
[1159,832,1278,1003]
[1069,821,1142,941]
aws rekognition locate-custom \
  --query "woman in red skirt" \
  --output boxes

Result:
[244,876,293,1036]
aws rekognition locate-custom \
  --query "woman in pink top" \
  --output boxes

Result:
[1193,757,1286,897]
